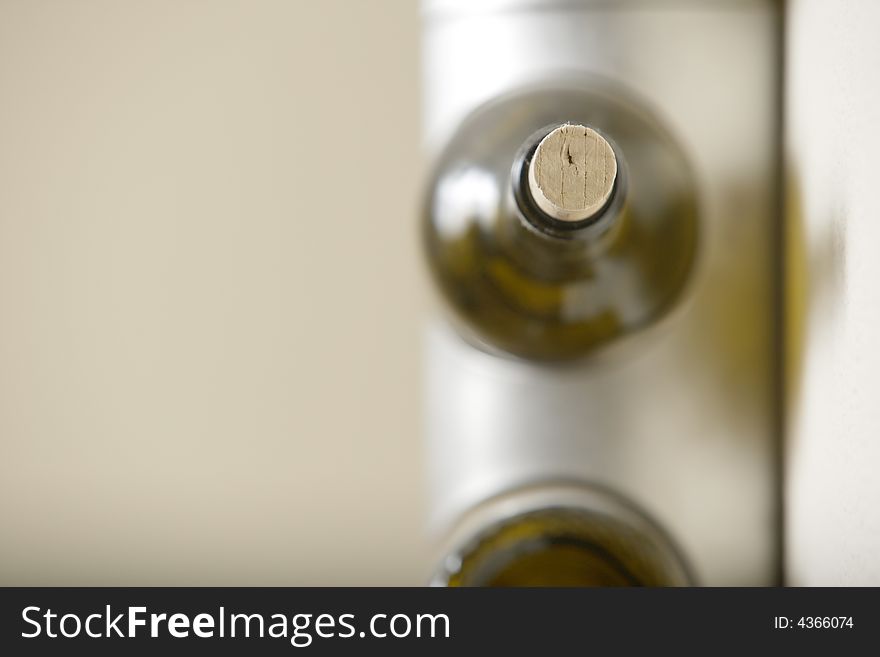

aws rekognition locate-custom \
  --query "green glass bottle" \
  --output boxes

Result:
[423,80,699,360]
[432,483,692,587]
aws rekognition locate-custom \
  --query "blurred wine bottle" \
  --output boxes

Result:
[432,483,692,587]
[423,81,698,360]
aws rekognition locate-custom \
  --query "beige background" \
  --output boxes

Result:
[0,0,428,584]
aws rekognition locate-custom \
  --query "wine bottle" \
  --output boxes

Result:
[423,81,698,360]
[432,483,692,587]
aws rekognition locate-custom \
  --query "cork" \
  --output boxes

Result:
[527,124,617,223]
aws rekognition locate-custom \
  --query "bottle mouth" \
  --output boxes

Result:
[432,483,694,587]
[512,124,626,240]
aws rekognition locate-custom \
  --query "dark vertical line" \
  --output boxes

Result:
[584,129,588,206]
[770,0,787,588]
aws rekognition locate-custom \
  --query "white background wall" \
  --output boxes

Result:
[0,1,428,585]
[786,0,880,585]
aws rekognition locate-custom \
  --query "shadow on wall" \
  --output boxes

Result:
[784,168,847,446]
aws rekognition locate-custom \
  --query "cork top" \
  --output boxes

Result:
[527,124,617,223]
